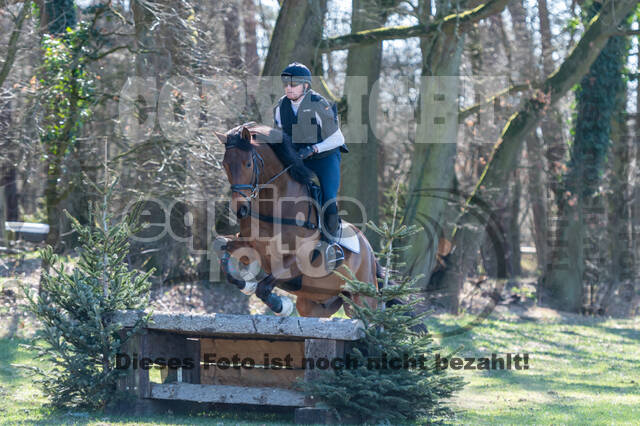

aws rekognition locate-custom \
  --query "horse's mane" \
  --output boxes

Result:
[225,123,314,186]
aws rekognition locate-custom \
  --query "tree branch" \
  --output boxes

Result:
[0,0,31,89]
[443,0,639,292]
[615,29,640,36]
[463,0,637,220]
[318,0,510,53]
[458,82,534,122]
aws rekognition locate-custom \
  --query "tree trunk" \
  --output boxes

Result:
[341,0,392,249]
[0,184,5,247]
[223,0,242,68]
[506,0,539,276]
[38,0,77,250]
[525,132,548,273]
[437,0,637,313]
[508,166,522,277]
[0,99,19,224]
[634,41,640,284]
[545,4,629,312]
[261,0,328,78]
[128,0,193,282]
[402,0,464,311]
[243,0,260,74]
[606,81,631,287]
[478,11,521,279]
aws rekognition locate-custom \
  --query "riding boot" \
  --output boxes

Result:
[322,203,344,269]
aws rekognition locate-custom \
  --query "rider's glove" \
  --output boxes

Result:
[297,145,315,160]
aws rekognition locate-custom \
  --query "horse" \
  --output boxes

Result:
[213,123,382,318]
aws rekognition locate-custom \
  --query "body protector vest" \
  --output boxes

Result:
[275,90,349,159]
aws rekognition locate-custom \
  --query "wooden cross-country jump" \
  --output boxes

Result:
[112,310,364,423]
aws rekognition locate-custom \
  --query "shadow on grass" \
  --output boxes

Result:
[18,403,295,426]
[462,399,640,423]
[596,325,640,342]
[0,337,31,385]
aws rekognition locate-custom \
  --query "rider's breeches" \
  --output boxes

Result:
[303,150,341,237]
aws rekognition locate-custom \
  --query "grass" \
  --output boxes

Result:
[0,312,638,424]
[425,312,640,424]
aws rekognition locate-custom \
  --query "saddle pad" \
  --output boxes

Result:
[337,222,360,254]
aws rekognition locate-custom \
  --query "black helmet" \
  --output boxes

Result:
[281,62,312,86]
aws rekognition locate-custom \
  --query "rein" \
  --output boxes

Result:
[226,144,318,231]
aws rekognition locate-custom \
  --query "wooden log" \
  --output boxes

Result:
[112,311,364,341]
[200,338,306,368]
[200,365,304,388]
[150,382,308,407]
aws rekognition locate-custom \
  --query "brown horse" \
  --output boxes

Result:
[214,123,379,318]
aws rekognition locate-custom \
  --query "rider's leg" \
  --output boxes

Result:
[303,151,344,266]
[303,150,341,240]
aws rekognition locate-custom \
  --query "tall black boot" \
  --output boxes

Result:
[322,203,344,268]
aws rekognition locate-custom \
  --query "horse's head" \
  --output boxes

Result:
[215,126,263,219]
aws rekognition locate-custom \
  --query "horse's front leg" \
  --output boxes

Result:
[219,237,265,295]
[253,254,299,316]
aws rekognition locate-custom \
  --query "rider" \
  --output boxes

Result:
[274,62,349,265]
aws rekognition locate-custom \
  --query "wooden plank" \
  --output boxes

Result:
[186,338,200,384]
[200,365,304,388]
[303,339,344,382]
[303,339,344,406]
[112,310,364,341]
[200,338,306,368]
[149,382,308,407]
[116,330,138,394]
[138,332,151,398]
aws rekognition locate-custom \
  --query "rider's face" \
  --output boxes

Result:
[284,82,305,101]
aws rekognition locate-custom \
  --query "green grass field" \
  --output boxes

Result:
[1,311,638,425]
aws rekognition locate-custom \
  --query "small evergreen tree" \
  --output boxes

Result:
[302,186,466,423]
[22,180,153,409]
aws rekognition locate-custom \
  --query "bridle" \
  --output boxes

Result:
[227,144,292,201]
[225,136,317,230]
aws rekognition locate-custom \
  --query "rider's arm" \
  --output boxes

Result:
[313,128,345,153]
[274,105,283,129]
[312,98,344,153]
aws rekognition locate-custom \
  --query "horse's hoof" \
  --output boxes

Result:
[275,297,294,317]
[240,280,257,295]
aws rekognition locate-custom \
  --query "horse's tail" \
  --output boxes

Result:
[374,258,428,333]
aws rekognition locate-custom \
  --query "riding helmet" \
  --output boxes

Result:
[281,62,312,85]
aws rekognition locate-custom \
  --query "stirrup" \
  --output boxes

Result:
[325,242,344,269]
